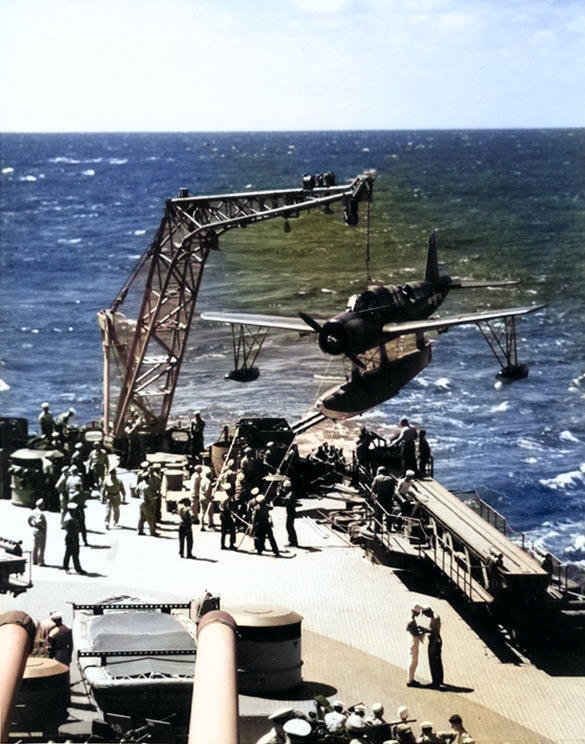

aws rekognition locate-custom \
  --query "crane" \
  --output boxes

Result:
[97,172,375,440]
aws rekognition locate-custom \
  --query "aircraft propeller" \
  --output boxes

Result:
[298,311,366,369]
[298,311,322,334]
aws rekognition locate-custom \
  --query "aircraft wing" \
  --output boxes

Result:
[200,311,317,333]
[382,304,546,335]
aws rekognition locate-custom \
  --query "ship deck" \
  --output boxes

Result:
[1,423,583,743]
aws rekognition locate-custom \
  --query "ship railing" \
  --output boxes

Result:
[363,503,430,556]
[426,532,494,606]
[458,493,582,600]
[72,601,192,615]
[511,538,583,600]
[77,648,196,668]
[458,492,509,535]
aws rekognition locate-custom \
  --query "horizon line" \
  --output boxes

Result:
[2,125,584,136]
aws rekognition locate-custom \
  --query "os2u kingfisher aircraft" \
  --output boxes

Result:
[202,231,545,420]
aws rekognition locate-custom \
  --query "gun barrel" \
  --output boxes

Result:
[189,610,238,744]
[0,610,37,743]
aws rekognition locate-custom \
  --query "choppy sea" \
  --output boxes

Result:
[1,130,584,565]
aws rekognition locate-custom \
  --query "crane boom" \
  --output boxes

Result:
[98,172,375,438]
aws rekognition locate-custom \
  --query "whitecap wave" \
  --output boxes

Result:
[0,379,10,392]
[517,437,545,452]
[569,372,585,391]
[50,156,80,164]
[1,167,14,175]
[539,464,585,490]
[560,429,580,444]
[490,400,509,413]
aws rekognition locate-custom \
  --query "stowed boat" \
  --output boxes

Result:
[72,595,217,726]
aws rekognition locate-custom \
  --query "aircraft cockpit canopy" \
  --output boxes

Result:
[351,286,405,315]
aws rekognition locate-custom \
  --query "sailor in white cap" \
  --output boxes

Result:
[397,705,409,723]
[390,416,418,474]
[55,406,76,436]
[407,604,427,686]
[282,718,311,739]
[324,701,347,733]
[38,401,55,438]
[367,702,386,725]
[199,465,215,530]
[55,464,70,526]
[47,611,73,666]
[251,493,279,556]
[345,713,367,743]
[397,469,416,498]
[62,501,85,574]
[419,720,442,742]
[281,479,299,547]
[255,707,295,744]
[102,465,126,530]
[391,705,411,739]
[87,440,109,491]
[69,441,87,485]
[395,468,417,537]
[27,498,47,566]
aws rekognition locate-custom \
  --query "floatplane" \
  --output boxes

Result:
[201,231,545,420]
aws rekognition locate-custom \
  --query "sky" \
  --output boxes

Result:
[0,0,583,132]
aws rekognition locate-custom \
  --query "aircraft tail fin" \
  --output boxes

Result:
[424,230,441,284]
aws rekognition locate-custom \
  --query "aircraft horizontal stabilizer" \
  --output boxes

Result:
[200,311,317,333]
[449,279,519,289]
[382,304,546,335]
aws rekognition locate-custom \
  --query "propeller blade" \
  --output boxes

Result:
[298,311,323,333]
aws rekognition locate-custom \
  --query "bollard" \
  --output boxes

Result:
[0,610,37,743]
[189,610,238,744]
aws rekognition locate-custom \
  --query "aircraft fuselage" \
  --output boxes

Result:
[317,278,451,357]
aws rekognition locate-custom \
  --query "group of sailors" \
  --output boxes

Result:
[366,467,421,537]
[257,699,474,744]
[19,402,437,571]
[352,417,434,540]
[16,402,307,569]
[357,418,432,480]
[175,436,302,558]
[306,442,347,487]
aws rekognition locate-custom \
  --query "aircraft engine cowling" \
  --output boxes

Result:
[318,320,348,355]
[318,316,380,357]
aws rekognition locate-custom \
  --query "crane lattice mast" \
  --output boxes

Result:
[98,172,375,438]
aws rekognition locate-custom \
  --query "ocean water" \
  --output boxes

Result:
[1,130,584,565]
